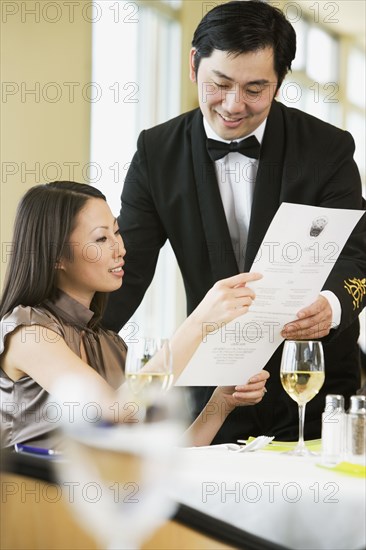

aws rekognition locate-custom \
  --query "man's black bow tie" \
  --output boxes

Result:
[206,135,261,161]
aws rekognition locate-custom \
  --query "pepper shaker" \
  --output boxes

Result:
[346,395,366,464]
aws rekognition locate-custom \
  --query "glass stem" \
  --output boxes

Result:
[298,403,306,449]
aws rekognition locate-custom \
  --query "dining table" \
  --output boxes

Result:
[167,440,366,550]
[18,426,365,550]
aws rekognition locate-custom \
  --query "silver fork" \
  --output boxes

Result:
[233,435,274,452]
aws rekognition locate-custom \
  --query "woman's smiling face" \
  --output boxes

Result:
[56,198,126,307]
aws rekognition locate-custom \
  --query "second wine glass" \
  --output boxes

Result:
[125,338,173,409]
[280,340,325,456]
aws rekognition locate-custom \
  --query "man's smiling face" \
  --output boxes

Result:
[190,47,278,140]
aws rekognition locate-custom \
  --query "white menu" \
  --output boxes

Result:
[176,203,364,386]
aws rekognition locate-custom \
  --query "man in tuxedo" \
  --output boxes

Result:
[104,1,366,442]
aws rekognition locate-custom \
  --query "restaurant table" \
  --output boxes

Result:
[5,432,363,550]
[168,444,366,550]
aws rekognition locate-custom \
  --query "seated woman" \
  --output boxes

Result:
[0,181,268,448]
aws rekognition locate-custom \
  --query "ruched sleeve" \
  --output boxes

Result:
[0,305,63,356]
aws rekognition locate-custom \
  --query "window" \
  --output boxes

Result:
[279,11,365,187]
[91,1,184,339]
[280,16,341,126]
[278,6,365,353]
[347,47,366,110]
[306,27,338,83]
[346,47,366,177]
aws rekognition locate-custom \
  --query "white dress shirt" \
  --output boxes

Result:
[204,117,266,272]
[203,117,341,327]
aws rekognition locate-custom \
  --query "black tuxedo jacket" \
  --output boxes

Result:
[104,101,366,442]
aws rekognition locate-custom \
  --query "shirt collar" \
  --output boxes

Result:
[45,289,95,327]
[203,116,267,145]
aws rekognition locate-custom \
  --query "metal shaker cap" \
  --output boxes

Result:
[349,395,366,414]
[325,394,345,411]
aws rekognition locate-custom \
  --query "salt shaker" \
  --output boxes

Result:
[321,394,345,464]
[346,395,366,464]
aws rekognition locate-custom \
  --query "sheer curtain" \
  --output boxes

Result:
[90,1,185,340]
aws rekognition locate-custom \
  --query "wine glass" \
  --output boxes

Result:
[280,340,325,456]
[57,416,181,549]
[125,338,173,413]
[54,373,184,550]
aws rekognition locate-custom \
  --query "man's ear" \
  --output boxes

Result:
[189,48,197,83]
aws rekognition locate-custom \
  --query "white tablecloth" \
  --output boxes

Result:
[169,448,366,550]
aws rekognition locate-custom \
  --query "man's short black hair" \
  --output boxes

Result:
[192,0,296,89]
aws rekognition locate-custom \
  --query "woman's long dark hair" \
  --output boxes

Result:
[0,181,107,327]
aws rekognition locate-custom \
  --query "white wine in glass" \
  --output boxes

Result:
[280,340,325,456]
[125,338,173,408]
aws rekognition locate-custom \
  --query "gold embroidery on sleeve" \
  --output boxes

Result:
[344,278,366,310]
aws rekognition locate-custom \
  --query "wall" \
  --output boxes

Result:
[179,0,215,113]
[0,1,92,288]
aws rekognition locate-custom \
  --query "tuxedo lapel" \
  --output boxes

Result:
[191,111,239,280]
[245,101,285,270]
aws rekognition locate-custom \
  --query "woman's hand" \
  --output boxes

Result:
[186,370,270,446]
[213,370,270,414]
[189,272,262,337]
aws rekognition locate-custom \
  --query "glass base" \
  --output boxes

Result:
[283,445,318,457]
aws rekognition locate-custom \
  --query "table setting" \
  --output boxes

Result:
[168,339,365,550]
